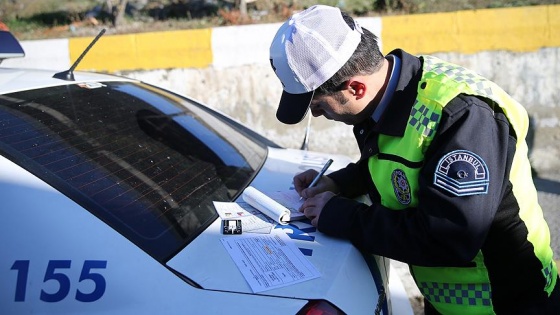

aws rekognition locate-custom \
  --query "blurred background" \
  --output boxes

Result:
[2,0,559,40]
[2,1,559,314]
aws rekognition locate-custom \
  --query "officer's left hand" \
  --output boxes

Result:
[301,191,337,227]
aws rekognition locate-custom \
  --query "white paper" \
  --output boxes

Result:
[243,186,305,224]
[213,187,305,233]
[221,233,321,292]
[266,189,305,220]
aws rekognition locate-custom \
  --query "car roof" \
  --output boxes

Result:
[0,29,132,95]
[0,66,133,95]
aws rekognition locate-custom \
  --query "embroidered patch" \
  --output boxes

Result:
[392,169,411,205]
[434,150,489,196]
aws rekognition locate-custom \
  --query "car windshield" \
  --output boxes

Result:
[0,81,269,262]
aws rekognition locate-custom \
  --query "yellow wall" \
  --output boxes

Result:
[70,28,212,72]
[381,5,560,55]
[68,5,560,71]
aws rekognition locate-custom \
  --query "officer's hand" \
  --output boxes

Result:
[294,170,339,199]
[301,191,337,227]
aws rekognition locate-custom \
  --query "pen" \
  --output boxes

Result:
[300,158,333,200]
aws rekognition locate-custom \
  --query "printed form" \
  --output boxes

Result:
[221,233,321,292]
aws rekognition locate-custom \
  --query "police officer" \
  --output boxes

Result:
[269,5,560,314]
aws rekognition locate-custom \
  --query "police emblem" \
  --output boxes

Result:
[391,169,411,205]
[434,150,489,196]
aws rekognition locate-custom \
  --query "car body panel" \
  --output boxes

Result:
[0,155,307,314]
[168,148,382,314]
[0,147,382,314]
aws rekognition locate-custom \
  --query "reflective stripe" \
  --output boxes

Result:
[544,260,557,288]
[408,100,441,137]
[410,252,494,314]
[419,281,492,306]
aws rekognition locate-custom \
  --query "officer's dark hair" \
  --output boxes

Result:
[315,11,385,96]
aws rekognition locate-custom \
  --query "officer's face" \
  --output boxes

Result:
[310,91,363,125]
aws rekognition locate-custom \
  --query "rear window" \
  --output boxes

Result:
[0,81,268,261]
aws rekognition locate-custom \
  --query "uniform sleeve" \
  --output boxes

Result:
[326,159,372,198]
[318,95,515,267]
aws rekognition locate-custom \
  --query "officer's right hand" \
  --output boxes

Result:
[294,169,340,199]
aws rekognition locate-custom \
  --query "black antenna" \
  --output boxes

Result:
[53,28,106,81]
[300,114,312,150]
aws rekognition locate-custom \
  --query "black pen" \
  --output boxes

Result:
[300,159,333,200]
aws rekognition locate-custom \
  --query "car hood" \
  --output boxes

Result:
[167,147,383,313]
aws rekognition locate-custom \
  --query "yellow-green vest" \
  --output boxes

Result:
[368,55,557,314]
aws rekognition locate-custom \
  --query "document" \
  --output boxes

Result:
[214,186,305,229]
[214,200,275,233]
[221,232,321,292]
[242,186,305,224]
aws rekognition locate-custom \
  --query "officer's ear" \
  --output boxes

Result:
[346,80,366,100]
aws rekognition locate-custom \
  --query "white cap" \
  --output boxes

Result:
[269,5,363,124]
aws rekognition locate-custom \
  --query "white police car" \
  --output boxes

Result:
[0,30,413,314]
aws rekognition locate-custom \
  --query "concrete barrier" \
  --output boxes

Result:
[4,5,559,173]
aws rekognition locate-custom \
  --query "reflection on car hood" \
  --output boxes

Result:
[167,148,382,313]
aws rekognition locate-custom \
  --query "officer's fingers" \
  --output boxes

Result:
[302,184,325,199]
[302,206,317,223]
[302,203,320,227]
[303,192,335,226]
[305,179,340,199]
[314,191,336,206]
[294,170,318,193]
[310,217,319,227]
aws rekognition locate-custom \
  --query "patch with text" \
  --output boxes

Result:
[434,150,489,196]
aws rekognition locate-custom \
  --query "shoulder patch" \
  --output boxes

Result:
[433,150,489,196]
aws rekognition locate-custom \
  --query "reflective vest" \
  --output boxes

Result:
[368,55,557,314]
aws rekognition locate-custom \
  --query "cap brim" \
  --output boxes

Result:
[275,90,314,125]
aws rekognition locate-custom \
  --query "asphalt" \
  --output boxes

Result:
[394,172,560,314]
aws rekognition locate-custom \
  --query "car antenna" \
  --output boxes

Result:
[53,28,106,81]
[300,114,312,150]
